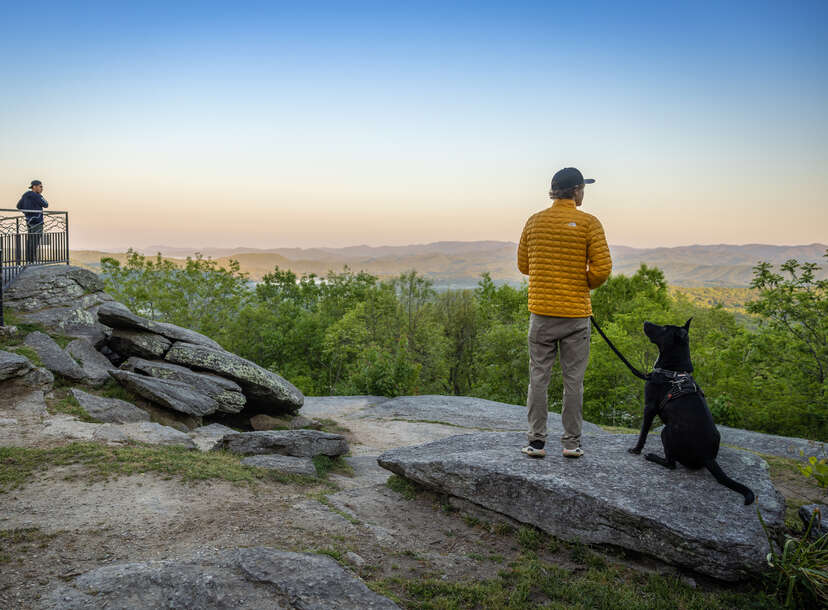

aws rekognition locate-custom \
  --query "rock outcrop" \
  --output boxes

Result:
[97,301,223,350]
[378,431,785,581]
[43,547,399,609]
[121,357,245,414]
[2,265,113,346]
[215,430,349,458]
[108,370,221,417]
[165,342,303,414]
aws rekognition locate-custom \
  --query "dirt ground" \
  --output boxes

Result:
[0,394,824,609]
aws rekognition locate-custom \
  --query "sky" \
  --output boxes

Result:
[1,0,826,251]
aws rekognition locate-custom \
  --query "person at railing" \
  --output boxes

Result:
[16,179,49,263]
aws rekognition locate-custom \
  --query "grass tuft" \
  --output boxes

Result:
[312,455,355,478]
[386,474,420,500]
[46,391,100,423]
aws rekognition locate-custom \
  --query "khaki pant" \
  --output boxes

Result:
[527,314,590,450]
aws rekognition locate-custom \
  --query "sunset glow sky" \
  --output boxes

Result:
[1,1,826,250]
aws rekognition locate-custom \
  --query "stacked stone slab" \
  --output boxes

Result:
[216,430,350,477]
[95,301,303,419]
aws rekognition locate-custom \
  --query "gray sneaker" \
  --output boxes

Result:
[562,447,584,458]
[521,440,546,458]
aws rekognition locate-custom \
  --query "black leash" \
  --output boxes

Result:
[589,315,650,381]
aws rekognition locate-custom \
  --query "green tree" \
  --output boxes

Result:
[747,253,828,438]
[101,250,250,346]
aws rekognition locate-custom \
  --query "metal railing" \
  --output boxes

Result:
[0,209,70,326]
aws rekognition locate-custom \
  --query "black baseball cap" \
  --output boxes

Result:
[550,167,595,191]
[30,180,42,188]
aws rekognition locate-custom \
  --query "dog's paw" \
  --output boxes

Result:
[627,447,642,455]
[644,453,659,461]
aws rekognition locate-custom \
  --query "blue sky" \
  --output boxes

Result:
[1,1,826,249]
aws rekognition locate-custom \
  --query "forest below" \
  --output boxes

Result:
[100,250,828,442]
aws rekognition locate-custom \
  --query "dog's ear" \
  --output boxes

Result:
[684,318,692,330]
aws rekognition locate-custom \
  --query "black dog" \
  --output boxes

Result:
[627,319,755,505]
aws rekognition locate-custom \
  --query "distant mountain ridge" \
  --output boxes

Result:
[72,242,827,288]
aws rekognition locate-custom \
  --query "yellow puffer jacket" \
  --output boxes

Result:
[517,199,612,317]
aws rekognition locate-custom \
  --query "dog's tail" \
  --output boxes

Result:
[704,459,755,505]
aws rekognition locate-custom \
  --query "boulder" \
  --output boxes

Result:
[43,547,398,609]
[0,349,32,380]
[24,331,87,382]
[362,395,608,435]
[108,329,171,360]
[242,455,317,477]
[2,265,113,346]
[165,342,303,414]
[250,414,317,431]
[108,369,218,417]
[97,302,223,350]
[121,357,245,414]
[215,430,348,458]
[69,388,150,423]
[65,339,115,386]
[799,504,827,540]
[188,423,238,452]
[377,432,786,581]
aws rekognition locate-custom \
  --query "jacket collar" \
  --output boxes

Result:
[552,199,577,209]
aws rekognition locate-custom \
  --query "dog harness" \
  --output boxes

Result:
[651,368,703,412]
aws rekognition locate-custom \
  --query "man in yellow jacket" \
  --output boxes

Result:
[517,167,612,458]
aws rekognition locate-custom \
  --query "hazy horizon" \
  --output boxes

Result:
[3,2,826,251]
[76,240,828,255]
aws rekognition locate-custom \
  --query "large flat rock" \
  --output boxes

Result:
[43,546,398,609]
[165,342,303,414]
[377,432,785,581]
[361,395,608,435]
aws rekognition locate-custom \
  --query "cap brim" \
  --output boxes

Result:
[584,178,596,184]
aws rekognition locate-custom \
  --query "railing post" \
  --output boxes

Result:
[14,217,21,267]
[1,243,4,327]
